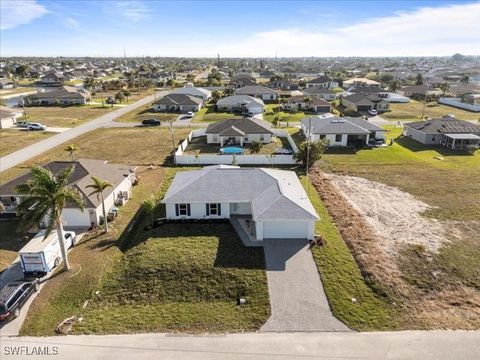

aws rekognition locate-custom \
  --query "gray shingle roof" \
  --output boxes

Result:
[405,117,480,134]
[0,159,133,208]
[235,85,277,95]
[303,87,335,95]
[301,116,372,135]
[306,76,332,84]
[162,166,318,221]
[154,93,203,106]
[206,118,272,135]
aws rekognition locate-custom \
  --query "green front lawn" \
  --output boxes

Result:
[301,177,399,331]
[114,101,179,123]
[0,129,55,157]
[382,100,480,121]
[263,104,309,123]
[192,105,241,123]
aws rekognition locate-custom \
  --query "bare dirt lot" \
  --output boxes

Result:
[310,168,480,330]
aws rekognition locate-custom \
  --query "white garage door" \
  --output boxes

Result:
[263,221,309,239]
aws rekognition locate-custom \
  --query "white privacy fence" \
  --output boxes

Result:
[175,128,300,165]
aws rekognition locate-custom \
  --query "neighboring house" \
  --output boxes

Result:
[205,118,273,146]
[343,78,381,89]
[305,76,337,89]
[403,116,480,151]
[397,85,442,100]
[438,93,480,112]
[152,94,203,113]
[235,85,278,101]
[303,86,336,101]
[0,159,137,227]
[0,106,22,129]
[283,96,331,113]
[229,74,257,89]
[171,83,212,100]
[344,87,409,103]
[40,70,64,85]
[24,86,91,105]
[266,80,299,91]
[161,166,319,241]
[0,78,16,89]
[216,95,264,115]
[341,93,390,113]
[301,115,386,147]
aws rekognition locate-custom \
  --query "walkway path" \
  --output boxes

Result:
[0,90,169,172]
[261,239,349,332]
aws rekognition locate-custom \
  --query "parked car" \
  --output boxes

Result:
[185,111,194,118]
[0,280,39,322]
[142,118,161,126]
[27,122,47,131]
[16,121,31,128]
[368,109,378,116]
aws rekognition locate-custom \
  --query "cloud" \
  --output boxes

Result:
[64,18,80,30]
[115,1,150,22]
[1,0,48,30]
[213,2,480,57]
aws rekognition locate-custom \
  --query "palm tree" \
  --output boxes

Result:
[460,75,470,85]
[86,177,112,233]
[15,166,84,272]
[64,144,79,161]
[439,82,450,97]
[415,73,424,85]
[389,80,401,92]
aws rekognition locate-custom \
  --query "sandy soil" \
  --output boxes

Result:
[327,174,450,255]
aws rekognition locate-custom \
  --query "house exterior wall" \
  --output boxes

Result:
[375,101,390,111]
[207,133,271,144]
[403,126,430,144]
[0,116,17,129]
[165,202,231,220]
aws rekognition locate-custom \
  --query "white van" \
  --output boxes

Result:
[19,230,77,277]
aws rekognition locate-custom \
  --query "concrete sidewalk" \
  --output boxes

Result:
[1,331,478,360]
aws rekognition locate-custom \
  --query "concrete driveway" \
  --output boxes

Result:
[261,239,349,332]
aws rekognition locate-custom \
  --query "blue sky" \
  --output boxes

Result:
[1,0,479,57]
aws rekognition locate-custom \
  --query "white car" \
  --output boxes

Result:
[185,111,194,118]
[368,109,378,116]
[27,123,47,131]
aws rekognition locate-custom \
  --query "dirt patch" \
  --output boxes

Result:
[327,174,450,255]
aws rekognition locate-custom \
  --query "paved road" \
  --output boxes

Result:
[261,239,349,332]
[0,91,169,172]
[1,331,478,360]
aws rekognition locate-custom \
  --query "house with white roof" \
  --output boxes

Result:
[161,166,319,241]
[171,83,212,100]
[301,115,385,147]
[216,95,264,115]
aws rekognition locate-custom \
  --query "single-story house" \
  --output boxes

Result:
[161,166,319,241]
[266,80,299,91]
[235,85,278,101]
[341,93,390,113]
[397,85,442,100]
[303,86,336,101]
[0,78,16,89]
[438,93,480,112]
[40,70,64,85]
[301,115,386,147]
[403,116,480,151]
[205,117,273,146]
[343,78,381,89]
[0,159,137,227]
[305,76,337,89]
[229,74,257,89]
[216,95,264,115]
[171,84,212,100]
[0,106,22,129]
[283,96,332,113]
[23,86,91,105]
[152,93,203,113]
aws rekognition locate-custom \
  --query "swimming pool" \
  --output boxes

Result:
[220,147,243,155]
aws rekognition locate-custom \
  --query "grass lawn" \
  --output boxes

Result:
[15,79,37,86]
[63,80,84,86]
[21,105,112,127]
[300,177,399,331]
[321,125,480,221]
[0,127,192,185]
[0,219,33,272]
[0,129,55,157]
[183,136,291,155]
[92,89,152,105]
[192,105,241,123]
[382,100,480,121]
[263,104,310,123]
[114,101,178,124]
[0,87,36,96]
